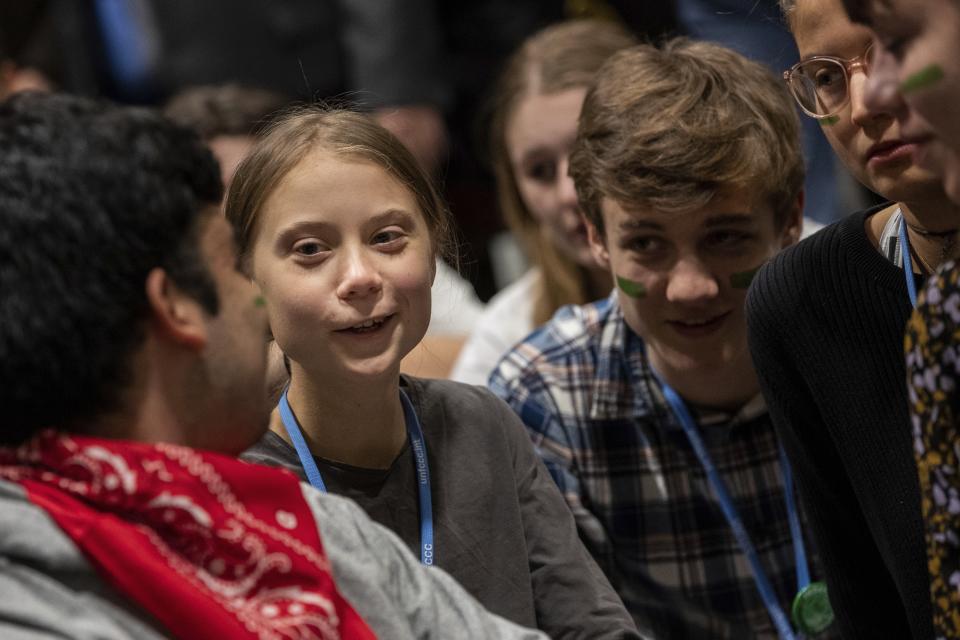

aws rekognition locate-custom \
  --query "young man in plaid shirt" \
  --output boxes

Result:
[490,39,834,639]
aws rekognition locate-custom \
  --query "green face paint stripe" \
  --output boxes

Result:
[616,275,646,298]
[730,267,761,289]
[819,115,840,127]
[900,64,944,94]
[254,295,266,308]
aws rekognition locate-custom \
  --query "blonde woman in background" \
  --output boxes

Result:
[450,20,636,385]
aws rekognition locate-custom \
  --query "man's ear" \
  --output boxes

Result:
[144,268,209,351]
[585,213,610,269]
[780,189,805,249]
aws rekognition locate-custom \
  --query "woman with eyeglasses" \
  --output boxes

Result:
[746,0,960,638]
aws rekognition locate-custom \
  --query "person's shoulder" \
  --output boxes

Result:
[299,483,389,557]
[768,206,880,274]
[301,484,367,526]
[764,216,843,277]
[404,376,534,449]
[241,430,292,464]
[492,296,611,387]
[487,297,615,428]
[300,484,415,569]
[0,480,170,639]
[0,479,76,561]
[239,430,312,479]
[749,211,864,313]
[527,294,611,361]
[405,374,504,413]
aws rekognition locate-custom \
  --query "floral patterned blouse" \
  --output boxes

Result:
[906,259,960,639]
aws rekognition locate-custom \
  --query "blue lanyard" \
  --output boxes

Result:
[658,377,807,640]
[899,219,919,309]
[278,388,435,566]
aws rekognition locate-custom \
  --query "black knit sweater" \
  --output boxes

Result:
[747,206,933,639]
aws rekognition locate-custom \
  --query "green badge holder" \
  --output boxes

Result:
[792,581,834,636]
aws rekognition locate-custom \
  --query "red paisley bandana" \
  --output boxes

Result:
[0,430,376,640]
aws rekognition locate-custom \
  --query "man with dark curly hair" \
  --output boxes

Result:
[0,91,545,640]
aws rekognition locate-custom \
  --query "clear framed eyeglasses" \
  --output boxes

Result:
[783,44,873,119]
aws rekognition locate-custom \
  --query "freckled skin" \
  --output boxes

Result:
[250,151,435,383]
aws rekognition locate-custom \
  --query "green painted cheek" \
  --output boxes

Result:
[729,266,762,289]
[253,295,266,308]
[900,64,944,94]
[819,115,840,127]
[616,275,646,298]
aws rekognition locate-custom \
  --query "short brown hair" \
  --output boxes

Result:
[571,38,805,236]
[164,84,290,140]
[489,19,636,323]
[225,107,455,268]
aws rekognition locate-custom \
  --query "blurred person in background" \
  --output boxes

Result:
[451,20,636,385]
[144,0,449,174]
[165,84,290,188]
[0,0,53,99]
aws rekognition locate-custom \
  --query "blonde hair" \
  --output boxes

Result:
[225,106,455,268]
[571,38,805,236]
[489,19,636,325]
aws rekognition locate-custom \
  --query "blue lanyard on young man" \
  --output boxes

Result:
[900,219,919,309]
[278,388,435,566]
[656,375,833,639]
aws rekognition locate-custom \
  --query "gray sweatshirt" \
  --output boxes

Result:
[0,480,547,639]
[244,377,638,639]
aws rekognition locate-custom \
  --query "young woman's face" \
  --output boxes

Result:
[862,0,960,202]
[250,150,435,381]
[791,0,944,203]
[505,86,596,268]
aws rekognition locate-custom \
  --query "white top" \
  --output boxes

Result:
[427,259,486,337]
[450,268,541,385]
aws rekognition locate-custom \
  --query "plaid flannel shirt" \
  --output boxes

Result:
[490,292,825,639]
